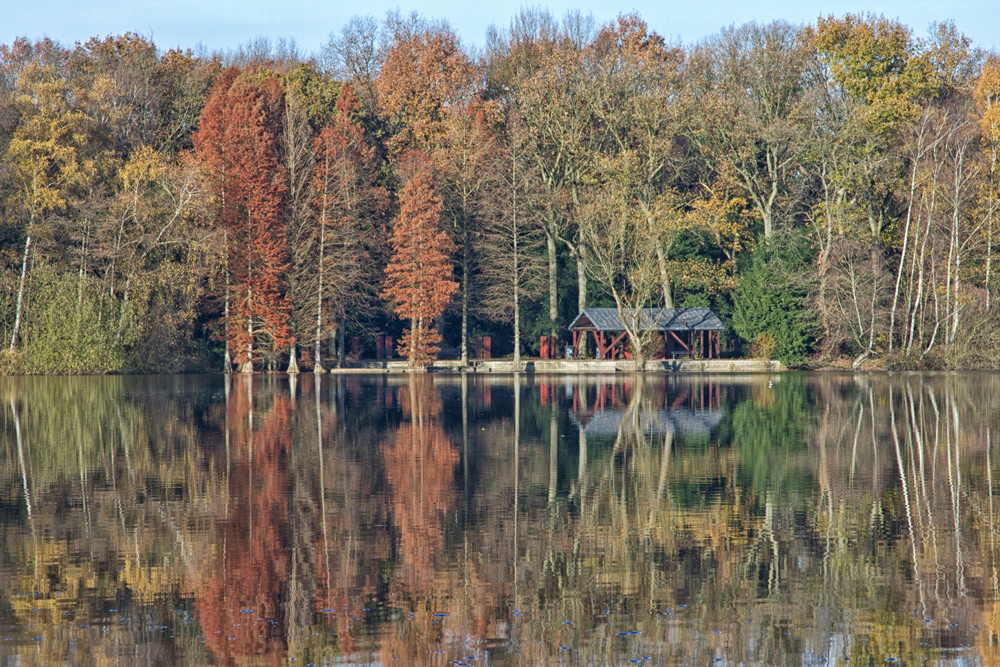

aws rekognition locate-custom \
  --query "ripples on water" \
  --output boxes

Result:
[0,372,998,665]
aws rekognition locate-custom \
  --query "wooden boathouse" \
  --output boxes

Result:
[567,307,724,360]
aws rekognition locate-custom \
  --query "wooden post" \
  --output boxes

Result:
[376,334,385,360]
[385,336,394,359]
[668,330,690,352]
[484,336,491,359]
[475,336,483,359]
[540,335,549,359]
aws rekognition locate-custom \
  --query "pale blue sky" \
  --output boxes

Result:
[4,0,998,54]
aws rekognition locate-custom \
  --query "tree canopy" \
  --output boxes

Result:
[0,13,997,372]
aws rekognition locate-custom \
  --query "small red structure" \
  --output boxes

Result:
[473,336,492,359]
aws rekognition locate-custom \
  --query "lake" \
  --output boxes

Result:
[1,372,998,665]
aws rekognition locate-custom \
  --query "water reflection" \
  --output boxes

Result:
[3,373,1000,664]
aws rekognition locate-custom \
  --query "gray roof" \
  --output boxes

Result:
[568,308,724,332]
[569,407,723,438]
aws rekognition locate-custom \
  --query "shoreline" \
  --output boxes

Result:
[324,359,783,374]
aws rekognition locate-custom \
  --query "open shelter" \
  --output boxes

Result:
[568,307,724,360]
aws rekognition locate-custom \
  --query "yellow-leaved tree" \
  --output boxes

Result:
[4,62,92,355]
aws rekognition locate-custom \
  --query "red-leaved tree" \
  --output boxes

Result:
[194,69,292,373]
[382,161,458,366]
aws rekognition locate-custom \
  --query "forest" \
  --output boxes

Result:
[0,9,998,372]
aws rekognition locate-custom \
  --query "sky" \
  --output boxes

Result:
[4,0,999,55]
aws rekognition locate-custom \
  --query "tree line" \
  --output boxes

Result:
[0,10,998,372]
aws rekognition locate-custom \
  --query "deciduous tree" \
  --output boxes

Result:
[477,112,546,369]
[308,86,384,370]
[375,25,475,155]
[4,61,92,354]
[382,162,457,366]
[434,104,496,364]
[194,70,292,372]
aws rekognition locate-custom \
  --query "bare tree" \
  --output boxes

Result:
[688,21,812,240]
[580,185,666,369]
[477,113,546,369]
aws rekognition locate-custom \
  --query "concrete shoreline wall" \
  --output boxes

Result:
[327,359,782,374]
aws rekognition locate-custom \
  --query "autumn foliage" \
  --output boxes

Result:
[196,384,292,665]
[5,12,1000,373]
[382,162,458,365]
[376,27,475,153]
[194,70,292,370]
[310,87,385,318]
[380,377,457,591]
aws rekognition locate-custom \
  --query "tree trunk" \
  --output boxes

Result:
[653,237,672,308]
[641,206,673,309]
[329,320,338,368]
[513,264,521,371]
[987,206,994,311]
[628,330,646,371]
[411,316,421,368]
[338,313,346,368]
[224,280,232,374]
[313,335,323,373]
[546,226,558,345]
[75,219,90,345]
[461,226,469,367]
[889,159,921,351]
[950,166,962,347]
[987,146,998,311]
[242,317,254,374]
[314,208,326,373]
[576,244,587,357]
[114,279,132,346]
[548,411,558,506]
[287,344,300,373]
[908,165,940,355]
[9,235,32,353]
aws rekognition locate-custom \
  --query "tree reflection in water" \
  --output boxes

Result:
[196,375,291,665]
[1,373,1000,664]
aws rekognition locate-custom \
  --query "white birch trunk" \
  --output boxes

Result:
[9,235,32,353]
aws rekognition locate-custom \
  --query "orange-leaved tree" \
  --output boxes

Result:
[194,69,292,373]
[382,160,457,366]
[380,376,457,591]
[376,25,475,155]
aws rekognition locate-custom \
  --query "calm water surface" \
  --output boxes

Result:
[1,372,999,665]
